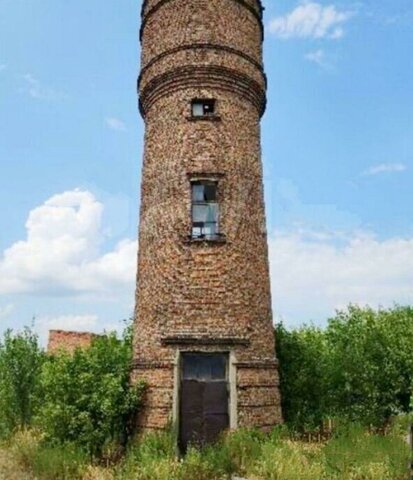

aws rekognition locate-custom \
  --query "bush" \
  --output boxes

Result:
[0,328,44,437]
[276,305,413,428]
[276,324,329,429]
[36,329,145,457]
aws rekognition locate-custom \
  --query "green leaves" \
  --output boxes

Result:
[0,328,44,436]
[0,323,144,458]
[276,305,413,428]
[36,332,144,457]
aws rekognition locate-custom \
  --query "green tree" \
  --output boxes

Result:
[0,328,44,436]
[37,332,143,456]
[326,305,413,425]
[276,323,330,429]
[37,330,144,457]
[277,305,413,429]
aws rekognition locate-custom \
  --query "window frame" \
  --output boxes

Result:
[191,98,216,118]
[190,180,220,240]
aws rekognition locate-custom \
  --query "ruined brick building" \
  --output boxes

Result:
[132,0,282,450]
[47,330,98,354]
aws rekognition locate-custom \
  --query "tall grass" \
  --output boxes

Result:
[6,429,88,479]
[1,423,410,480]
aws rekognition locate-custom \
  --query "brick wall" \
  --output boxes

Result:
[47,330,97,354]
[133,0,282,432]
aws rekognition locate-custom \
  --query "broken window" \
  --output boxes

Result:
[191,181,219,239]
[191,99,215,117]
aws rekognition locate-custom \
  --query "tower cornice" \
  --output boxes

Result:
[138,43,267,88]
[139,64,267,118]
[140,0,264,41]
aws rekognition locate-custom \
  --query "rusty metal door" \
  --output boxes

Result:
[179,353,229,452]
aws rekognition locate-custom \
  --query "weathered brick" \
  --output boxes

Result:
[47,330,98,354]
[133,0,282,433]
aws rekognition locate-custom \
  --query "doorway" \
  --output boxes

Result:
[179,352,229,453]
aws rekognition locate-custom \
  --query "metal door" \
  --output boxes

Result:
[179,353,229,452]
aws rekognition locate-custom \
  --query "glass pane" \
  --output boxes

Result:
[193,205,209,223]
[206,203,218,223]
[203,102,214,114]
[204,184,217,202]
[192,184,205,202]
[204,223,218,237]
[192,103,204,117]
[183,354,227,381]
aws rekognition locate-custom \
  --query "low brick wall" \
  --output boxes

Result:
[47,330,98,354]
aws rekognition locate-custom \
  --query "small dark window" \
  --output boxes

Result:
[191,181,219,239]
[192,99,215,117]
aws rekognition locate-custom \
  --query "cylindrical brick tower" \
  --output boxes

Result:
[133,0,282,449]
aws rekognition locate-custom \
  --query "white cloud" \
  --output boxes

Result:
[305,49,330,68]
[39,314,99,333]
[105,117,127,131]
[20,73,64,101]
[0,304,14,320]
[362,163,407,176]
[3,189,412,329]
[269,2,354,40]
[269,229,413,325]
[0,189,137,296]
[35,314,99,346]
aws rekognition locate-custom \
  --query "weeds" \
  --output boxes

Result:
[0,424,410,480]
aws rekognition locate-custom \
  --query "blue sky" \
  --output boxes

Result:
[0,0,412,342]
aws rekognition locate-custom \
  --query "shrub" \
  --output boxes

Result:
[0,328,44,437]
[276,305,413,428]
[36,328,145,457]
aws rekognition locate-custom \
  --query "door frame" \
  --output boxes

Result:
[172,349,238,447]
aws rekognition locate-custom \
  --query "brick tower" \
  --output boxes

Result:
[132,0,282,449]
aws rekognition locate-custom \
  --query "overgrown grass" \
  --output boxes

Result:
[4,430,88,479]
[1,424,410,480]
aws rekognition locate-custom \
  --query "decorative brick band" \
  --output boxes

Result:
[139,43,266,86]
[132,361,175,370]
[139,65,267,118]
[239,383,281,389]
[187,171,226,179]
[141,0,264,16]
[161,335,250,347]
[140,0,264,41]
[235,360,279,369]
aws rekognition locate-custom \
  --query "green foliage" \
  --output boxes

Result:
[36,331,145,457]
[0,328,44,436]
[327,305,413,424]
[276,305,413,428]
[276,323,329,429]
